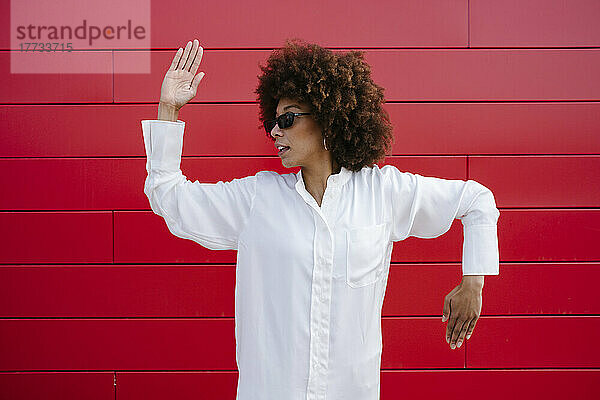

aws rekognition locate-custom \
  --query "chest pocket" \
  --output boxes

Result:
[345,222,389,288]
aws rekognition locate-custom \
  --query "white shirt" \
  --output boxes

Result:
[142,119,500,400]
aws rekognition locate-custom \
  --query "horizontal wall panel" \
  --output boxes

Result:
[470,0,600,47]
[115,210,237,264]
[0,319,236,371]
[3,102,600,158]
[387,102,600,155]
[117,212,465,265]
[382,318,466,368]
[0,373,113,400]
[0,0,468,50]
[1,210,596,266]
[469,156,600,208]
[2,370,597,400]
[497,210,600,262]
[384,263,600,316]
[0,157,294,211]
[0,156,465,211]
[116,370,600,400]
[6,154,600,211]
[468,316,600,368]
[0,158,286,211]
[0,105,161,157]
[481,263,600,315]
[117,210,600,264]
[114,49,600,103]
[2,263,596,318]
[381,370,600,400]
[365,49,600,101]
[114,50,267,103]
[0,158,148,211]
[0,52,113,104]
[393,210,600,263]
[1,367,597,399]
[146,0,468,49]
[0,104,273,157]
[0,318,463,371]
[117,372,237,400]
[0,265,235,318]
[0,212,112,264]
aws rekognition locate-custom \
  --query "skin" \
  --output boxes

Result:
[443,276,485,349]
[157,38,486,350]
[270,97,340,207]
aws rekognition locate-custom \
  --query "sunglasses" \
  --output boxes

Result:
[263,112,312,134]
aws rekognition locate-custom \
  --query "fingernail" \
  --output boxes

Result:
[466,334,471,339]
[450,343,455,349]
[457,341,462,348]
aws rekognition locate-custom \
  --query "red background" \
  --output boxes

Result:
[1,0,599,398]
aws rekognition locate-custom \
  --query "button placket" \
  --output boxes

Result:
[306,212,334,400]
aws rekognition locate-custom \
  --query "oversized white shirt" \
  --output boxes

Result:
[142,119,500,400]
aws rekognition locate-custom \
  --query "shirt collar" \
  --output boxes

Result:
[295,165,352,190]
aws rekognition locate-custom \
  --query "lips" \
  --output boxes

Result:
[276,144,290,156]
[277,146,290,156]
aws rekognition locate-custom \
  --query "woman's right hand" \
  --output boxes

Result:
[159,39,205,110]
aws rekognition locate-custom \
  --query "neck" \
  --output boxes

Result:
[301,155,340,196]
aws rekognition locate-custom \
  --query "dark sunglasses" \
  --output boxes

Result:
[263,112,311,134]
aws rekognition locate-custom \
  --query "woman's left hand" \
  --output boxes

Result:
[441,278,483,349]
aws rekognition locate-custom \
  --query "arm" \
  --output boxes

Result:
[143,39,256,250]
[383,165,500,276]
[382,165,500,350]
[142,119,257,250]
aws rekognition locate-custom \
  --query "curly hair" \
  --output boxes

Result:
[254,38,394,172]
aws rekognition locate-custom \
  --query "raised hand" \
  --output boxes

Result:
[159,39,205,110]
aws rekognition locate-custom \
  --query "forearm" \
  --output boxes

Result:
[157,102,180,121]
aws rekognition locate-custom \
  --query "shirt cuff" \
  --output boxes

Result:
[462,224,500,275]
[141,119,186,173]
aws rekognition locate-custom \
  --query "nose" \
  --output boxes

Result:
[270,124,282,139]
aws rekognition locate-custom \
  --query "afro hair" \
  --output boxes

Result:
[254,38,394,172]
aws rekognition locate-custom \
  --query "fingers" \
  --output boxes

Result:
[453,318,470,349]
[447,317,466,349]
[169,47,183,71]
[191,71,205,93]
[446,315,479,349]
[183,39,200,71]
[179,40,193,71]
[444,299,457,346]
[441,285,459,323]
[446,315,456,345]
[167,39,203,74]
[465,317,478,340]
[442,296,450,322]
[189,44,203,76]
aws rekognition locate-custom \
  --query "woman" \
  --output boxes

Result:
[142,38,500,400]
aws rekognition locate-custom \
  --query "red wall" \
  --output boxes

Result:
[1,0,599,399]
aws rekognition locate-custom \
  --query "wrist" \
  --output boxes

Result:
[158,102,180,122]
[461,275,484,289]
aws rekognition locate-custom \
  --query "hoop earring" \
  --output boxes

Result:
[323,137,328,151]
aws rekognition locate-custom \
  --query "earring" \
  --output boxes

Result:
[323,137,328,151]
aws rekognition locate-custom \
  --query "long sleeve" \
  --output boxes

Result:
[142,119,257,251]
[382,164,500,275]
